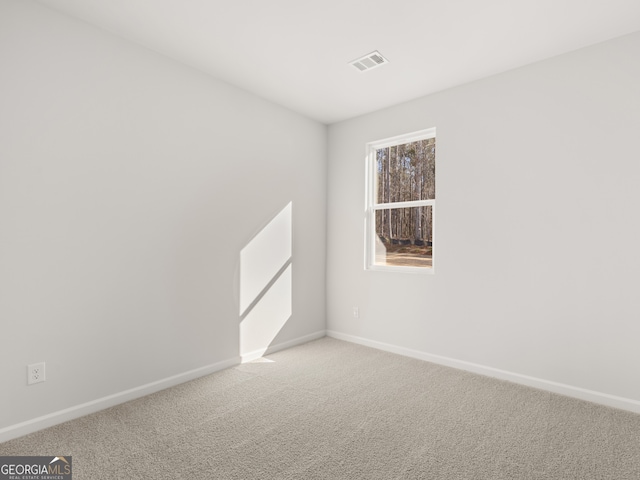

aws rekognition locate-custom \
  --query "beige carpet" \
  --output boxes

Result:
[2,337,640,479]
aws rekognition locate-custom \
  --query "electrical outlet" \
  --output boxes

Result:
[28,362,46,385]
[352,307,359,318]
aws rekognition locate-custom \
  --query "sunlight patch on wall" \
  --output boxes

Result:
[239,202,292,316]
[239,202,293,362]
[240,264,292,361]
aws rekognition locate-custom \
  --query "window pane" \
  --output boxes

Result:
[374,206,433,268]
[376,138,435,204]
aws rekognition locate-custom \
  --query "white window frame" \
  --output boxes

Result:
[364,127,436,274]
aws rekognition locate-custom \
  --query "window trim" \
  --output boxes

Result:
[364,127,436,274]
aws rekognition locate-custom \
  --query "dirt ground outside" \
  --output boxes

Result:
[376,253,432,267]
[375,243,433,268]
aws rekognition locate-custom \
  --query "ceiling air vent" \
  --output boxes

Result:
[349,50,389,73]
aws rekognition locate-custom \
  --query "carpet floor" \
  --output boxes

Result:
[2,337,640,479]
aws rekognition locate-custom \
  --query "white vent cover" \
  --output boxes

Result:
[349,50,389,72]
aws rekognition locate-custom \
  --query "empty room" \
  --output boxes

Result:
[2,0,640,478]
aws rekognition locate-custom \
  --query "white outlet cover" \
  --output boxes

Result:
[28,362,46,385]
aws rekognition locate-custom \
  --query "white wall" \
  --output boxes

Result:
[0,0,326,434]
[327,32,640,409]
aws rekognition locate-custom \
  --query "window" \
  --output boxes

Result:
[365,128,436,272]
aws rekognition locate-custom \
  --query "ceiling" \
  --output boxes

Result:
[36,0,640,124]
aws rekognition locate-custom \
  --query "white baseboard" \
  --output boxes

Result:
[0,356,240,444]
[240,330,327,363]
[7,329,636,444]
[326,330,640,415]
[1,330,329,444]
